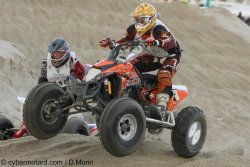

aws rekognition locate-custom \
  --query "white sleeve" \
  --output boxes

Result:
[70,51,79,64]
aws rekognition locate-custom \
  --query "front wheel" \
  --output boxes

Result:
[100,97,146,157]
[23,83,68,139]
[171,106,207,158]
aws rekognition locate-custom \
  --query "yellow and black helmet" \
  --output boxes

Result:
[130,3,157,36]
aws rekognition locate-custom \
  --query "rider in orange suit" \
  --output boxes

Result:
[100,3,182,116]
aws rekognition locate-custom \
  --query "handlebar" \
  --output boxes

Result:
[107,39,183,61]
[108,40,146,61]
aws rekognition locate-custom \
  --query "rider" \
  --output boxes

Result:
[99,3,182,117]
[38,38,89,84]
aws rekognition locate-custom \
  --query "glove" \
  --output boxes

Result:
[145,38,159,46]
[99,38,111,48]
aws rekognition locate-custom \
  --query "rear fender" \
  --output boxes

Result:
[167,85,188,111]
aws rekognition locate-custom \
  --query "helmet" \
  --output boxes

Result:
[130,3,157,36]
[48,38,70,68]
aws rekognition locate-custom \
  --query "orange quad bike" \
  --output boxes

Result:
[23,40,206,158]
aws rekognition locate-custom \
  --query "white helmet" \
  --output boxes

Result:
[48,38,70,68]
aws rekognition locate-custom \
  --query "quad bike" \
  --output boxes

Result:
[23,40,206,157]
[0,98,97,141]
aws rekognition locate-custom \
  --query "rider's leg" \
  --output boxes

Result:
[156,55,181,115]
[156,69,172,118]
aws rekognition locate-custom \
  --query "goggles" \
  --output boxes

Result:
[134,16,151,25]
[51,51,66,60]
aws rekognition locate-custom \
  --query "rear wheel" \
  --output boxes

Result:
[0,116,14,140]
[23,83,68,139]
[100,97,146,157]
[171,106,207,158]
[62,117,90,136]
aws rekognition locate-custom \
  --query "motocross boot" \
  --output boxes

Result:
[156,93,169,121]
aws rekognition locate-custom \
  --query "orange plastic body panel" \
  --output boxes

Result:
[94,59,114,68]
[167,85,188,111]
[97,61,140,96]
[104,63,134,76]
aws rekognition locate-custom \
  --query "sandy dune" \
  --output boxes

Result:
[0,0,250,166]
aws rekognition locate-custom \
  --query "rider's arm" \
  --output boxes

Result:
[70,56,85,81]
[38,59,48,84]
[116,24,137,44]
[100,24,136,49]
[152,25,177,51]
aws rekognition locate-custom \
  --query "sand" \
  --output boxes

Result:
[0,0,250,166]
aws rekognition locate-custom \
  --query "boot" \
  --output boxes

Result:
[156,93,169,120]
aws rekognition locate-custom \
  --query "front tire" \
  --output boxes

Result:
[23,83,68,139]
[100,97,146,157]
[171,106,207,158]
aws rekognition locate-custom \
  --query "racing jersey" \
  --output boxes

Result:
[116,19,181,56]
[38,51,86,84]
[116,19,181,73]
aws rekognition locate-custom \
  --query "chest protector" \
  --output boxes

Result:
[47,52,76,86]
[136,20,177,58]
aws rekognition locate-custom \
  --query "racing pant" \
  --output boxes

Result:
[156,54,181,108]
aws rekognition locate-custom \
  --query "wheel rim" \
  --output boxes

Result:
[118,114,137,141]
[41,99,58,124]
[188,121,202,146]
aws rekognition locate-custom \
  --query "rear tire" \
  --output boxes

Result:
[171,106,207,158]
[100,97,146,157]
[0,116,14,140]
[62,117,90,136]
[23,83,68,139]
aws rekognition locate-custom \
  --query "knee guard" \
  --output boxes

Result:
[157,70,172,93]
